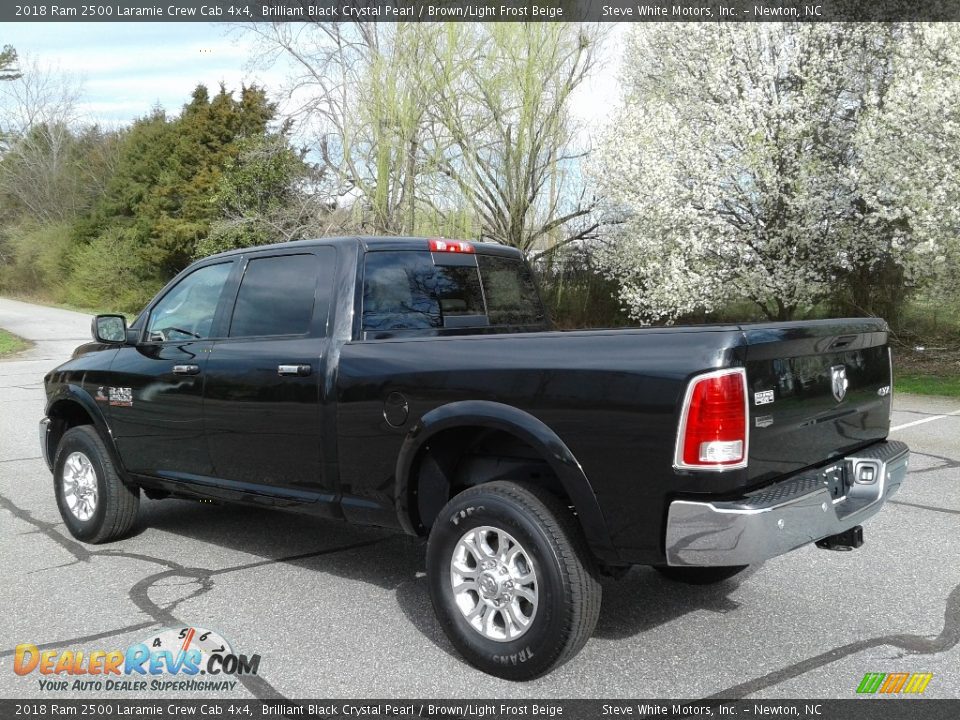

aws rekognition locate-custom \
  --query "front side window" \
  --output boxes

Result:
[362,252,484,331]
[229,254,321,338]
[147,262,232,342]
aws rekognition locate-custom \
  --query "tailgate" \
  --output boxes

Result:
[742,319,892,484]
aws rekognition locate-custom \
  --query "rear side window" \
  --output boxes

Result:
[477,255,545,327]
[230,254,320,337]
[362,252,484,331]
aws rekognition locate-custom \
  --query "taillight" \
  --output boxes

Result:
[429,239,474,253]
[674,368,748,471]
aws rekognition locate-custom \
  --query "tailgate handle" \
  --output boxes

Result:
[829,335,857,350]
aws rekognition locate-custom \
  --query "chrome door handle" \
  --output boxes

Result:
[172,364,200,375]
[278,364,312,377]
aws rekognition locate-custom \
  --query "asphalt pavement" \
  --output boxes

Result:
[1,296,958,700]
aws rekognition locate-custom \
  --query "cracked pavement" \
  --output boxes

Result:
[1,296,958,699]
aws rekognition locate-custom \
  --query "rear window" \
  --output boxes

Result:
[362,252,484,331]
[361,250,544,333]
[477,255,545,327]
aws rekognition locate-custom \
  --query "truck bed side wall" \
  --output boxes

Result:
[335,328,746,565]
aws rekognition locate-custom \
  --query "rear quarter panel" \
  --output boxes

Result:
[335,327,746,564]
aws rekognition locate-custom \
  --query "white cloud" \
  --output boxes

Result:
[13,21,626,129]
[14,22,283,123]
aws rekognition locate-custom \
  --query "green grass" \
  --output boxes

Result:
[895,373,960,397]
[0,328,30,358]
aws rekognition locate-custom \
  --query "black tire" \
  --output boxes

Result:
[426,481,601,680]
[53,425,139,543]
[654,564,748,585]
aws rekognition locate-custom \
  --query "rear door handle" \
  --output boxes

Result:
[172,364,200,375]
[278,364,312,377]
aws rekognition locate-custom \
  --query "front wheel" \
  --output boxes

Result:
[426,481,601,680]
[53,425,139,543]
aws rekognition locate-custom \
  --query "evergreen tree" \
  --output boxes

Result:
[0,45,21,81]
[78,84,278,282]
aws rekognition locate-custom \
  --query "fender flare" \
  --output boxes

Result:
[45,384,127,475]
[395,400,616,561]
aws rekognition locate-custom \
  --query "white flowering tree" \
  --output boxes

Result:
[591,24,959,323]
[854,25,960,313]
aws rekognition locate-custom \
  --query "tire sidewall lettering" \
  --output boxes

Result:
[448,504,484,526]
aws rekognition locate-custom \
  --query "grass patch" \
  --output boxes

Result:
[0,328,30,358]
[895,372,960,397]
[892,341,960,397]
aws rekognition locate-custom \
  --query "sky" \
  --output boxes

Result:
[11,23,283,124]
[10,22,626,135]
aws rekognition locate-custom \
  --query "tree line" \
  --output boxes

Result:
[0,23,958,334]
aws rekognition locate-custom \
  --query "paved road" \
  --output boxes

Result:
[1,296,958,700]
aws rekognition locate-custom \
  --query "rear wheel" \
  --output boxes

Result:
[54,426,139,543]
[426,481,601,680]
[654,564,748,585]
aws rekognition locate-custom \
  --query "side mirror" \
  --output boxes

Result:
[92,314,128,344]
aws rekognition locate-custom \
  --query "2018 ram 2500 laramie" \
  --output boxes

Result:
[41,236,909,679]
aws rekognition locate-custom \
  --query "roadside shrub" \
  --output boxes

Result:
[0,222,74,297]
[62,228,161,313]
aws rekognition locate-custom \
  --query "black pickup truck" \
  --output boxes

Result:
[40,236,909,679]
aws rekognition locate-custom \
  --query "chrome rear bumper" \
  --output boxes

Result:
[665,440,909,567]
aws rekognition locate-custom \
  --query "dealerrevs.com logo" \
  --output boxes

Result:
[14,627,261,692]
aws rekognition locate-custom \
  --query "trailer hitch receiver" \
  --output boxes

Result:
[816,525,864,551]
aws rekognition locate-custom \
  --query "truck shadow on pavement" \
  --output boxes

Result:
[5,486,960,698]
[139,495,960,695]
[137,497,755,661]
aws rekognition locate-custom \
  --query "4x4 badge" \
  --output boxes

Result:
[831,365,848,402]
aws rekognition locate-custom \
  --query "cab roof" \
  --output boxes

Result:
[204,236,524,261]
